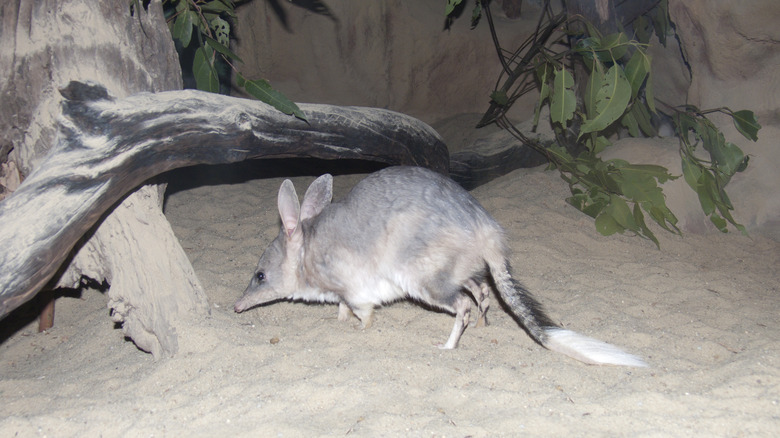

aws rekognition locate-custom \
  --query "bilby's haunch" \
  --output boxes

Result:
[234,166,646,367]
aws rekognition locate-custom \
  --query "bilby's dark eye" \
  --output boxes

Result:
[255,271,266,282]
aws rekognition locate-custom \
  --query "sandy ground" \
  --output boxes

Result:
[0,160,778,437]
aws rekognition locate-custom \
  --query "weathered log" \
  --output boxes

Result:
[450,143,547,190]
[0,81,448,321]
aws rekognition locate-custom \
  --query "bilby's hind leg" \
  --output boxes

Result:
[338,302,354,322]
[464,279,491,327]
[438,294,471,349]
[350,304,375,329]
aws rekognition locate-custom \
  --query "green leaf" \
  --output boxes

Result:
[680,156,702,190]
[579,65,632,136]
[709,213,728,232]
[595,135,611,154]
[205,35,243,63]
[445,0,462,16]
[172,10,194,47]
[606,194,638,231]
[550,68,576,127]
[648,204,679,234]
[614,169,665,205]
[595,211,623,236]
[624,49,650,99]
[193,46,220,93]
[719,142,747,176]
[634,203,659,248]
[584,20,603,40]
[696,171,717,215]
[533,63,551,128]
[631,101,656,136]
[621,110,640,137]
[675,112,698,144]
[651,0,671,47]
[490,90,509,106]
[584,62,604,118]
[237,74,306,120]
[470,2,482,27]
[585,134,611,154]
[645,69,656,113]
[700,124,745,176]
[202,0,236,15]
[731,109,761,141]
[634,15,653,44]
[209,16,230,46]
[600,32,630,60]
[624,163,677,183]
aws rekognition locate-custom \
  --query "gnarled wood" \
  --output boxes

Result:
[0,81,448,321]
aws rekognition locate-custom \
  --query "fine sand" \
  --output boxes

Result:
[0,160,778,437]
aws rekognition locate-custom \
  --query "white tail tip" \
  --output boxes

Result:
[543,328,648,367]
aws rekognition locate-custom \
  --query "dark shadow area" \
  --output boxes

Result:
[162,157,387,202]
[0,276,108,346]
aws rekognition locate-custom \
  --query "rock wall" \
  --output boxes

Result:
[668,0,780,234]
[232,0,541,124]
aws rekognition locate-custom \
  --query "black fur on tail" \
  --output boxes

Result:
[489,261,558,345]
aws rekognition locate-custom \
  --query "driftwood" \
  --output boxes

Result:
[450,143,547,190]
[0,81,448,322]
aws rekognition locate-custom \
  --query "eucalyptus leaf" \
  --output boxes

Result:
[237,75,306,120]
[600,33,630,60]
[491,90,509,106]
[202,1,236,15]
[709,213,727,232]
[633,203,659,247]
[584,62,604,118]
[624,50,650,99]
[648,205,680,234]
[606,195,638,231]
[210,16,230,46]
[631,101,656,136]
[695,172,716,215]
[550,68,576,127]
[445,0,462,16]
[614,171,665,205]
[731,109,761,141]
[645,70,656,113]
[193,46,220,93]
[205,36,243,63]
[533,63,551,128]
[621,110,640,137]
[172,10,194,47]
[579,65,631,136]
[634,15,653,44]
[595,211,622,236]
[651,0,670,47]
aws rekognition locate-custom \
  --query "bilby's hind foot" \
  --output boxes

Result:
[337,302,354,322]
[465,279,491,328]
[351,305,375,329]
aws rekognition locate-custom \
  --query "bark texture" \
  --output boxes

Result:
[0,0,205,358]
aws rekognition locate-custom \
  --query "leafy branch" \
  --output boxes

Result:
[161,0,305,120]
[446,0,760,247]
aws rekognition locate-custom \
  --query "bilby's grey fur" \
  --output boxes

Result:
[234,166,646,367]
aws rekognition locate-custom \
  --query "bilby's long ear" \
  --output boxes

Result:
[277,179,300,238]
[300,174,333,221]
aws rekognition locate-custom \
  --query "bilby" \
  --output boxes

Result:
[234,166,646,366]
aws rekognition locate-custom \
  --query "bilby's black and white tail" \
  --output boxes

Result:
[488,260,647,367]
